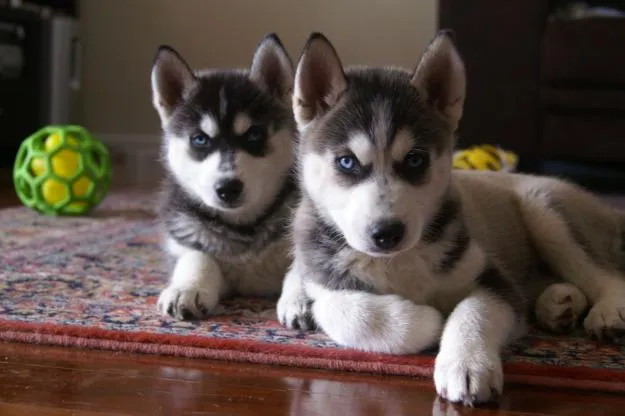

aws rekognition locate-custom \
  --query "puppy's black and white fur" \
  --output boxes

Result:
[151,34,298,319]
[277,31,625,406]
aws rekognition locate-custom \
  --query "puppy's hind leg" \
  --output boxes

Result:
[519,185,625,344]
[535,283,588,333]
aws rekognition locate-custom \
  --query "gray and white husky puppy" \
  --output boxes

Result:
[151,34,297,320]
[277,31,625,406]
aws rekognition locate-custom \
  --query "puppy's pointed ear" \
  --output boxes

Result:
[411,31,466,131]
[151,46,196,126]
[293,33,347,129]
[249,33,294,102]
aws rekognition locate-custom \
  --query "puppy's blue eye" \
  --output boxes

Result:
[190,133,210,147]
[404,150,427,169]
[337,155,358,172]
[245,126,266,143]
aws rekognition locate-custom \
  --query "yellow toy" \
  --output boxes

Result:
[453,144,518,172]
[31,134,90,206]
[13,125,112,215]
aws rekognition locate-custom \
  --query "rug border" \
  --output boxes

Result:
[1,319,625,393]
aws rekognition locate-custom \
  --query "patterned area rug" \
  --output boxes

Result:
[1,191,625,393]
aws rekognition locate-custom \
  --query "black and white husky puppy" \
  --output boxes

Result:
[151,34,297,320]
[278,31,625,406]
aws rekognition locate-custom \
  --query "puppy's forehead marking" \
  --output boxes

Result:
[233,113,253,136]
[347,132,374,165]
[200,115,219,137]
[391,128,416,160]
[219,86,228,119]
[371,100,392,148]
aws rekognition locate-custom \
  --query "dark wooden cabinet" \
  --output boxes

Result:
[0,4,79,167]
[439,0,625,165]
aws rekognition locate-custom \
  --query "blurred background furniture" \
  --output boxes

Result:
[0,0,79,168]
[439,0,625,190]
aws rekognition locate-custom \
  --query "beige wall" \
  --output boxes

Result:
[78,0,437,136]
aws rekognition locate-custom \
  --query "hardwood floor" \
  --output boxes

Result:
[1,170,624,415]
[2,342,625,416]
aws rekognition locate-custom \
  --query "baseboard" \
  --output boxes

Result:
[96,133,164,187]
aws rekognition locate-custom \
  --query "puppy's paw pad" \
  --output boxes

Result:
[157,286,219,320]
[535,283,588,333]
[584,297,625,344]
[434,350,503,406]
[277,294,316,331]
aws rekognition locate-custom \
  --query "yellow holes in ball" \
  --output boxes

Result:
[67,201,89,211]
[41,178,69,205]
[72,176,92,197]
[45,133,79,151]
[51,149,80,179]
[30,133,82,179]
[30,158,46,176]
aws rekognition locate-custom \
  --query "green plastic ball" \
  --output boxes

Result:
[12,125,113,216]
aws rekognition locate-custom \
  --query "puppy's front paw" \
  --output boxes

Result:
[434,347,503,406]
[157,286,219,320]
[584,296,625,344]
[277,291,316,331]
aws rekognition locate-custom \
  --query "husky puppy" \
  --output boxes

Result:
[151,34,297,320]
[277,31,625,406]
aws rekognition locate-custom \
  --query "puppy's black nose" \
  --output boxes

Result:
[215,178,243,205]
[370,220,405,251]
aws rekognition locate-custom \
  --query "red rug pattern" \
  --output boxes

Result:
[1,191,624,393]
